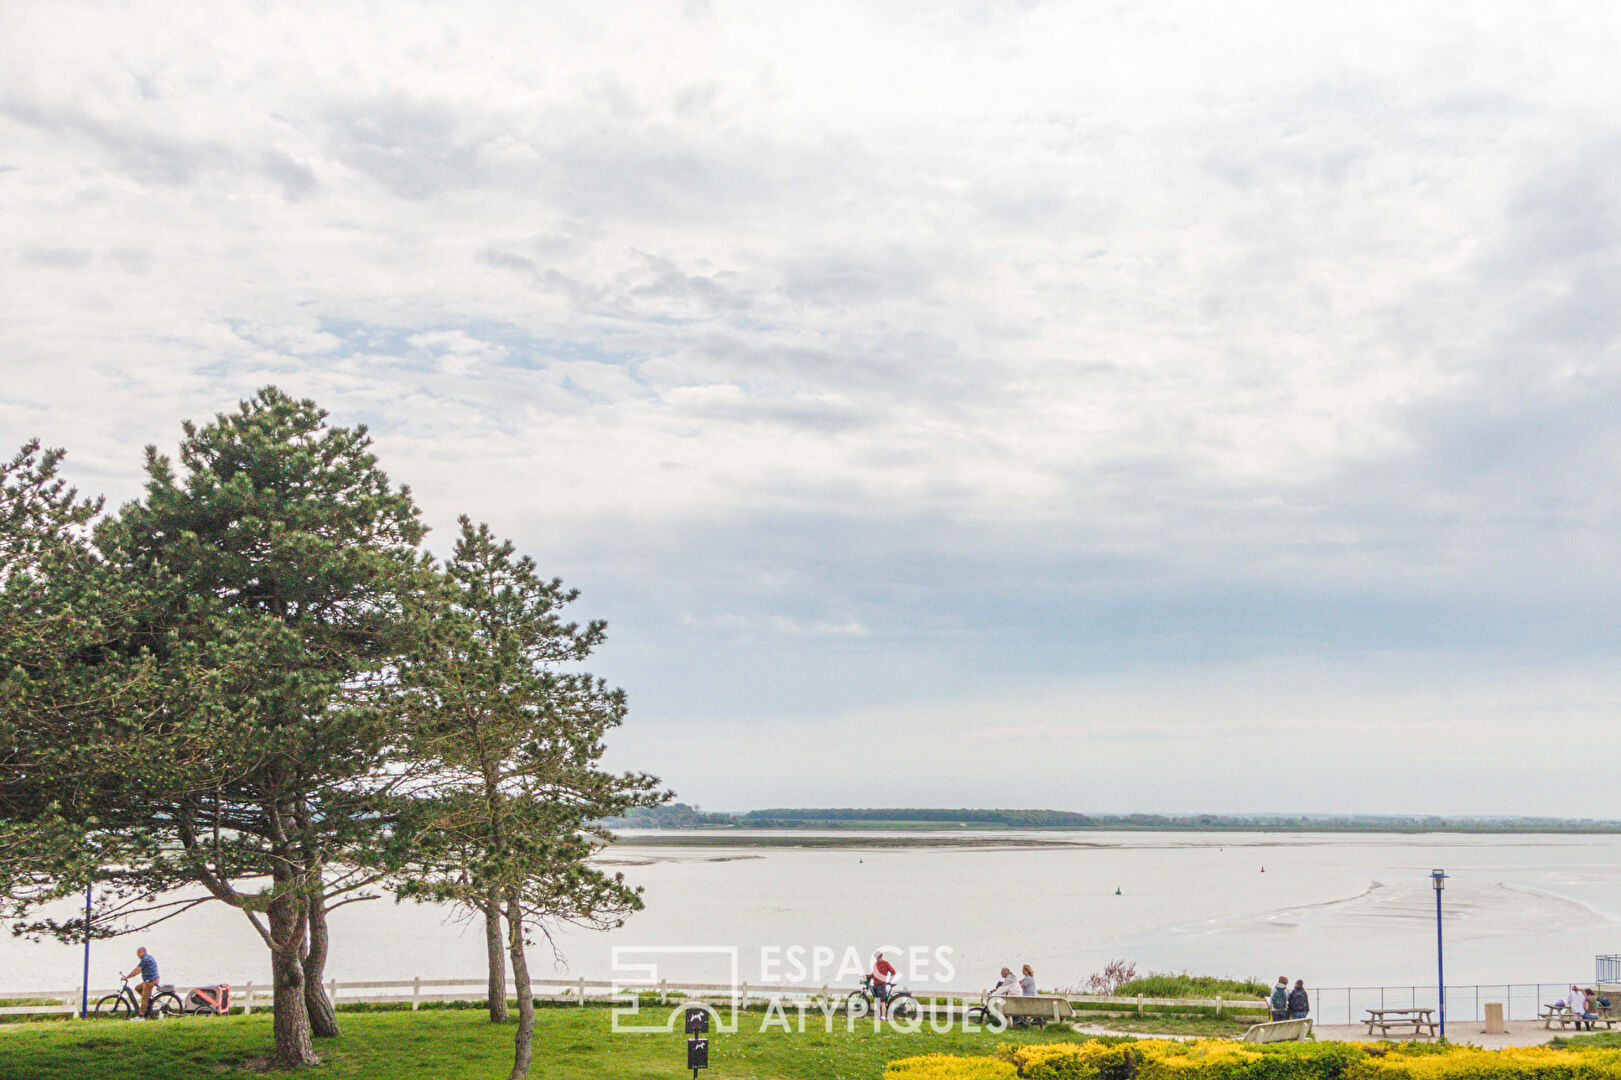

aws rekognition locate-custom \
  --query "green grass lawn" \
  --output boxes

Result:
[1073,1012,1257,1037]
[1550,1031,1621,1049]
[0,1003,1099,1080]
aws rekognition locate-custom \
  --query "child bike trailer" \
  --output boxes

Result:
[187,985,231,1015]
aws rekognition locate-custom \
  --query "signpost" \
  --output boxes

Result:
[685,1004,710,1079]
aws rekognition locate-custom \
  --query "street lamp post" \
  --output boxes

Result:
[1431,869,1447,1040]
[80,881,92,1019]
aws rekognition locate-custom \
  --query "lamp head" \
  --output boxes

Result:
[1431,869,1447,891]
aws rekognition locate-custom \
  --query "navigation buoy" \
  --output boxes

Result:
[1115,887,1122,895]
[1261,866,1266,873]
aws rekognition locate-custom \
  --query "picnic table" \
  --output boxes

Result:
[1541,1003,1620,1030]
[1363,1008,1437,1038]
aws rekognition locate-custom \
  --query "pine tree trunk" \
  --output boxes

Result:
[485,887,509,1022]
[303,899,340,1037]
[505,890,534,1080]
[269,885,319,1068]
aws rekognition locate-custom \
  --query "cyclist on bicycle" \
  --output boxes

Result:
[124,947,159,1018]
[869,950,898,1019]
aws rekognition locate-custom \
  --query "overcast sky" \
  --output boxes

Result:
[4,2,1621,815]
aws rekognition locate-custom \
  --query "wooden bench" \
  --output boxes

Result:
[983,994,1075,1028]
[1363,1008,1436,1038]
[1542,1004,1619,1030]
[1241,1018,1313,1043]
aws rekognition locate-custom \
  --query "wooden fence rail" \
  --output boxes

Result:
[2,978,1272,1019]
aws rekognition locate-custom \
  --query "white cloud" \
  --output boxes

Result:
[4,0,1621,810]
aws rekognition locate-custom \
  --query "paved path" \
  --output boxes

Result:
[1314,1020,1569,1049]
[1071,1022,1201,1041]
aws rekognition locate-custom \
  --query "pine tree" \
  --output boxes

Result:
[4,390,429,1067]
[393,518,665,1079]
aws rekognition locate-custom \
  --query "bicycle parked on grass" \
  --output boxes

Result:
[844,974,920,1021]
[95,974,185,1019]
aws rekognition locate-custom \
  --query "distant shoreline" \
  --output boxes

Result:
[603,808,1621,836]
[609,833,1107,849]
[607,825,1621,849]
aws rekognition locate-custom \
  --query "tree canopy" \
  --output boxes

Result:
[0,389,662,1076]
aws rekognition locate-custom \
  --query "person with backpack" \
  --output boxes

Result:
[1268,977,1289,1021]
[1287,980,1310,1020]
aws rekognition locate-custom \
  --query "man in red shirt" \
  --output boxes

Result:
[870,951,898,1019]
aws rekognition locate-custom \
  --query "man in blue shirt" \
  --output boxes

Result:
[124,947,159,1018]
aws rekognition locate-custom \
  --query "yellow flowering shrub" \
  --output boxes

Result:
[1003,1038,1143,1077]
[891,1038,1621,1079]
[1346,1043,1621,1078]
[1001,1038,1360,1078]
[885,1052,1019,1080]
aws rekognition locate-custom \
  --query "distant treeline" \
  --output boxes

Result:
[600,804,1621,833]
[606,803,737,828]
[741,807,1097,827]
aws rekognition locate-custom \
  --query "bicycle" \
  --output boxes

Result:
[94,974,185,1019]
[844,974,920,1021]
[965,993,1001,1030]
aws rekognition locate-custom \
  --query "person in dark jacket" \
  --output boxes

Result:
[1287,980,1310,1020]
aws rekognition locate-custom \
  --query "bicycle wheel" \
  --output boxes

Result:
[844,990,872,1018]
[93,994,129,1018]
[887,993,920,1022]
[968,1002,1006,1031]
[150,992,186,1018]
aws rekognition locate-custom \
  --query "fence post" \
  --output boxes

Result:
[411,976,421,1011]
[1138,994,1144,1015]
[1216,995,1222,1017]
[329,978,337,1011]
[658,978,667,1006]
[243,982,254,1016]
[577,976,586,1005]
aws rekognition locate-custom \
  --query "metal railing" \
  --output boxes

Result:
[1598,955,1621,984]
[1306,984,1611,1026]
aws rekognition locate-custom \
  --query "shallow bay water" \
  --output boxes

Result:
[3,831,1618,996]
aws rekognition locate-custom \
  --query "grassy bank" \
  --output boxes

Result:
[0,1002,1099,1080]
[1113,974,1268,999]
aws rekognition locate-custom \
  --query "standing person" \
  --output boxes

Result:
[124,947,159,1019]
[1287,979,1310,1020]
[869,951,898,1020]
[1019,964,1037,996]
[1269,977,1289,1021]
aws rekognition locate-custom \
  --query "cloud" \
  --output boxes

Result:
[4,0,1621,811]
